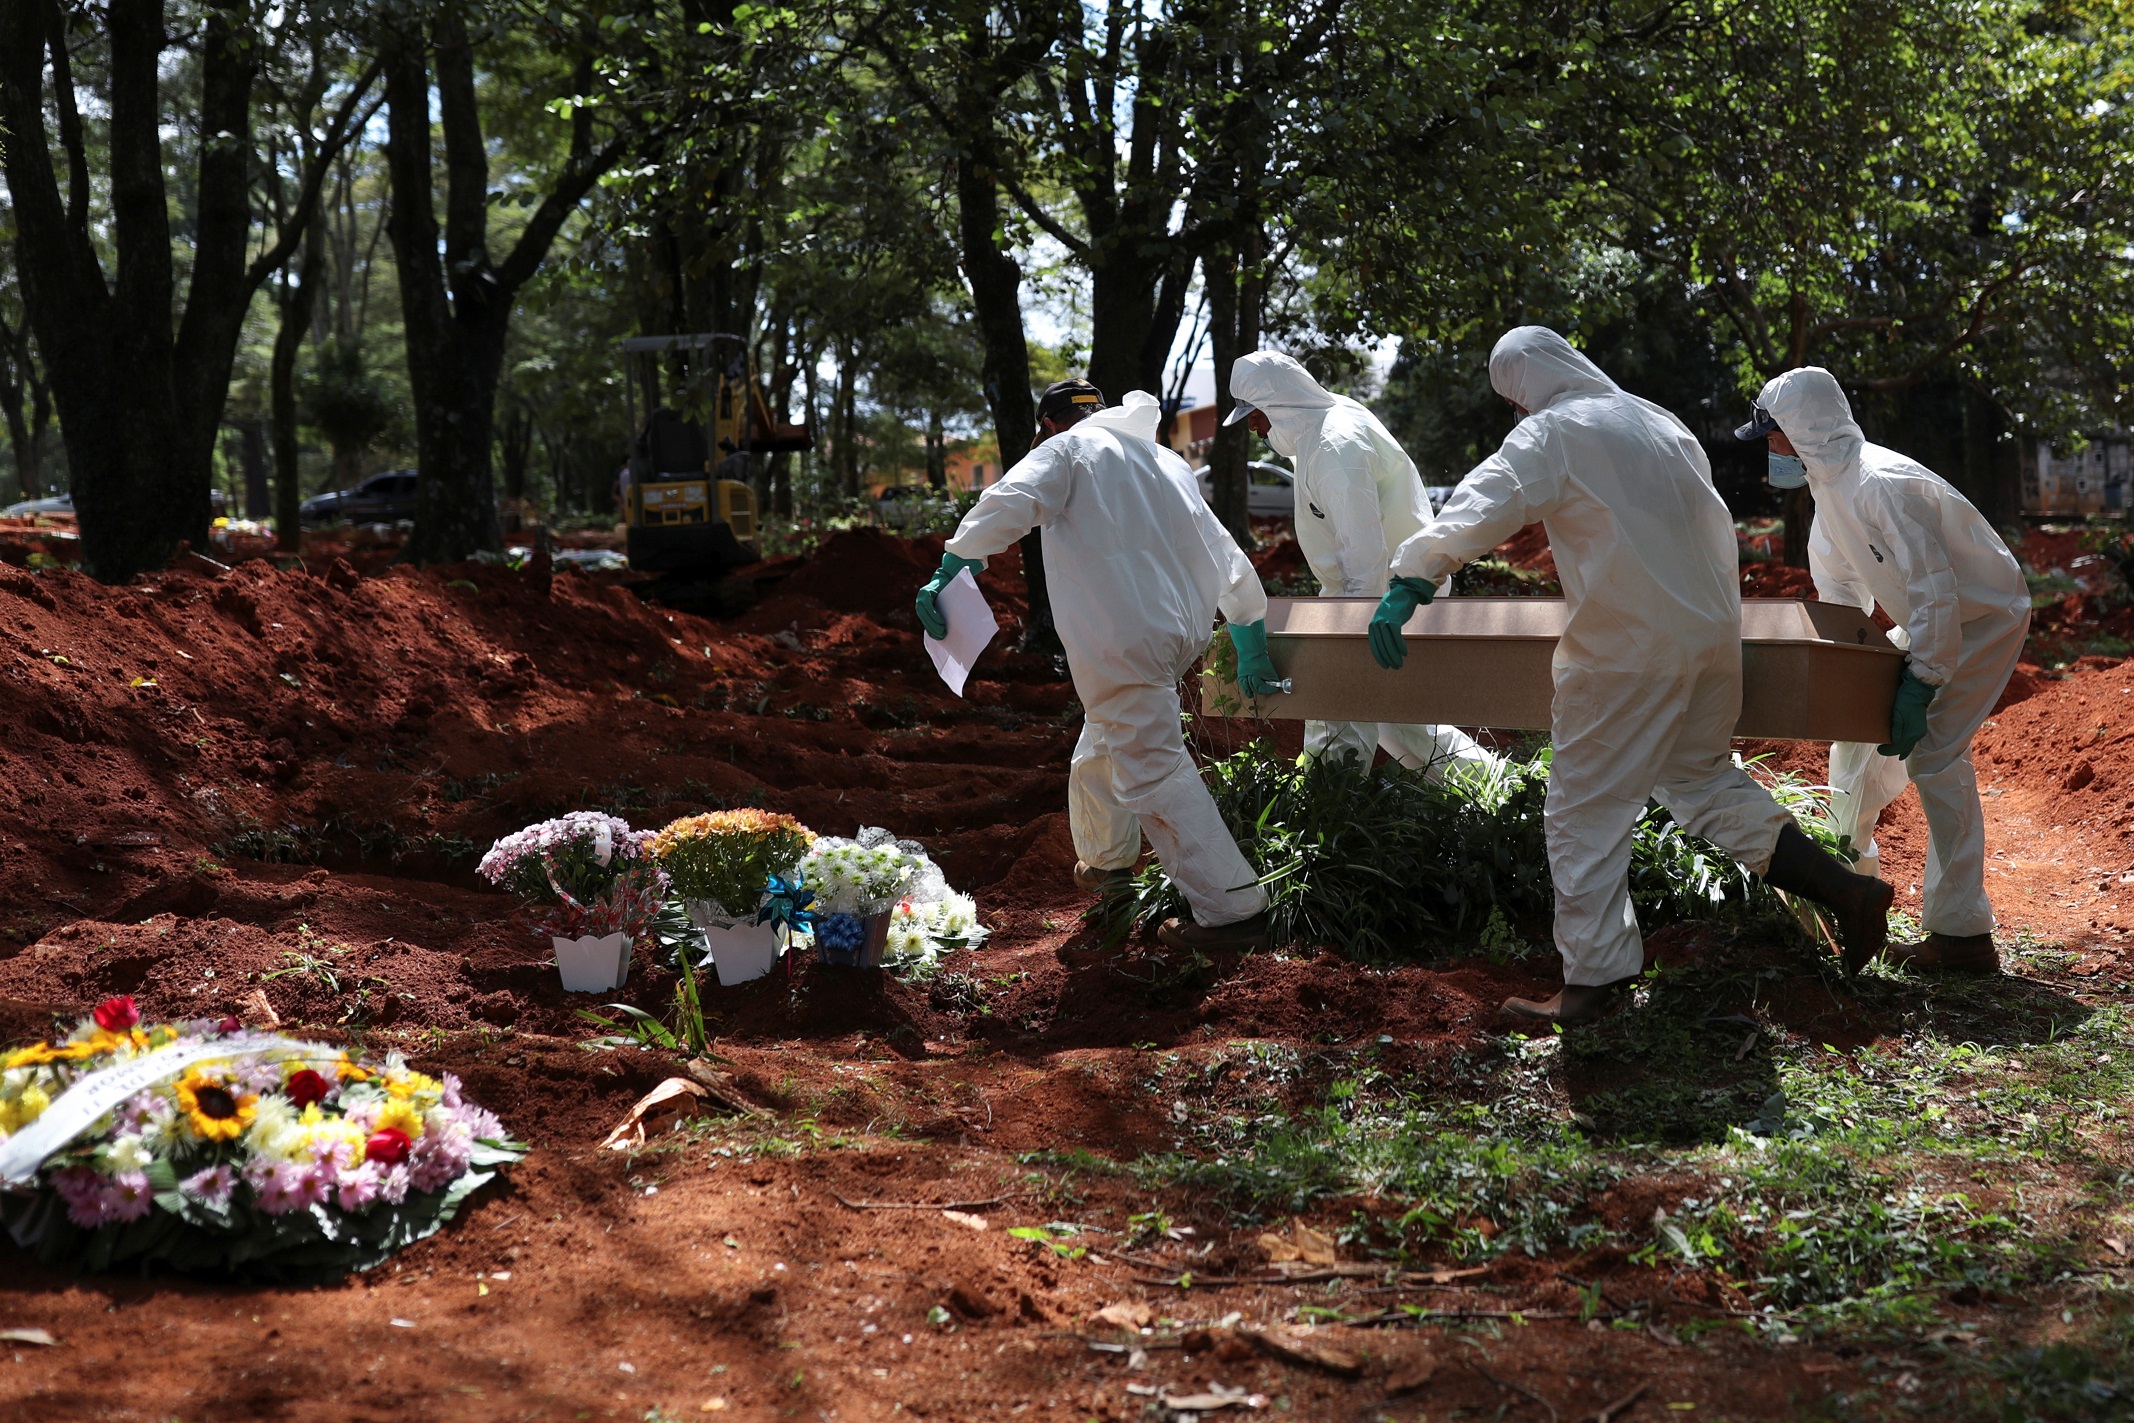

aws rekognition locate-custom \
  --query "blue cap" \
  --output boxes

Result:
[1734,405,1780,441]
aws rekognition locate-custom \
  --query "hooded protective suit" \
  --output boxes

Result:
[1756,368,2029,935]
[1228,352,1496,780]
[943,392,1268,928]
[1388,327,1794,986]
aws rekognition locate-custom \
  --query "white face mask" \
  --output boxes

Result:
[1264,421,1299,459]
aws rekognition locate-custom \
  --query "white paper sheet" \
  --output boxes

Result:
[924,568,999,698]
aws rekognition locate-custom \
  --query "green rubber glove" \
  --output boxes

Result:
[1877,666,1938,759]
[1367,576,1438,670]
[1227,619,1284,697]
[915,552,983,641]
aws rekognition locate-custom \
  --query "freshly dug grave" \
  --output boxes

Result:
[0,525,2124,1421]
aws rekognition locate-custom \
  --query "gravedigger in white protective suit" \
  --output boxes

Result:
[915,379,1278,952]
[1224,352,1499,781]
[1740,368,2030,974]
[1369,327,1894,1025]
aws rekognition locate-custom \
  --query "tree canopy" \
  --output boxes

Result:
[0,0,2128,576]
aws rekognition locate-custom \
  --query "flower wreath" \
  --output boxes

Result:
[0,996,524,1280]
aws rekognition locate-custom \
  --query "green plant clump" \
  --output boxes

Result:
[1093,742,1838,961]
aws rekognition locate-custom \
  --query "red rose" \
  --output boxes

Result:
[284,1069,330,1109]
[365,1128,412,1165]
[93,995,140,1032]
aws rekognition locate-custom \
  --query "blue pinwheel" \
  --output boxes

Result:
[756,872,817,936]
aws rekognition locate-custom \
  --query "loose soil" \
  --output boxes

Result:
[0,523,2124,1421]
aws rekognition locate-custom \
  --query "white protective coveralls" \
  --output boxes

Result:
[1389,327,1794,986]
[1228,352,1497,780]
[943,392,1270,928]
[1758,368,2030,935]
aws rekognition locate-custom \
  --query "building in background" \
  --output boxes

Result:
[2023,436,2131,516]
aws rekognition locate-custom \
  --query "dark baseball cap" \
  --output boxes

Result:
[1733,405,1780,441]
[1036,378,1105,425]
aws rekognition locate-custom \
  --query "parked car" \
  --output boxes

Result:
[874,483,963,531]
[300,469,419,526]
[1196,461,1296,519]
[1,491,72,518]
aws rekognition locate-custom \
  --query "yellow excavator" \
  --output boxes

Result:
[620,333,811,574]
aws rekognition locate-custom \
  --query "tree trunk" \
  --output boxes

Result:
[271,225,323,550]
[381,14,621,565]
[1781,487,1813,569]
[0,311,48,500]
[1203,234,1261,547]
[926,409,948,489]
[0,0,369,581]
[833,341,858,500]
[955,152,1057,652]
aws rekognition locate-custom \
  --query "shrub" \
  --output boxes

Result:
[1093,742,1837,960]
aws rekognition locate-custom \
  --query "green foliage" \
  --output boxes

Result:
[1648,1141,2033,1317]
[1091,742,1834,960]
[1138,1082,1616,1261]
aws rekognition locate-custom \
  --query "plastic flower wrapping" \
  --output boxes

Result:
[479,811,668,941]
[795,827,987,974]
[885,892,988,975]
[0,996,523,1279]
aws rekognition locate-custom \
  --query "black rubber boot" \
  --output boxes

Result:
[1501,976,1638,1028]
[1073,861,1131,893]
[1885,932,2000,974]
[1760,822,1895,974]
[1157,912,1271,952]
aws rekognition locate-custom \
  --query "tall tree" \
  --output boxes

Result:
[1585,0,2134,547]
[380,3,630,563]
[0,0,373,581]
[867,0,1068,649]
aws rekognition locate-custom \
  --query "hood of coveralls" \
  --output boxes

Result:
[1755,367,1865,486]
[1077,389,1163,445]
[1488,326,1619,414]
[1229,352,1338,459]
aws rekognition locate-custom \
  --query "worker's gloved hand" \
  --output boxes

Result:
[1227,619,1284,697]
[915,552,983,641]
[1367,576,1437,670]
[1877,666,1938,759]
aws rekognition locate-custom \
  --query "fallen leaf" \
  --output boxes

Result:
[2105,1236,2127,1257]
[0,1328,57,1347]
[941,1210,990,1232]
[1257,1221,1337,1266]
[1093,1301,1153,1331]
[1160,1392,1267,1412]
[1255,1232,1296,1262]
[1235,1326,1362,1379]
[1292,1223,1338,1264]
[601,1078,712,1150]
[237,988,280,1030]
[683,1059,769,1117]
[700,1399,728,1413]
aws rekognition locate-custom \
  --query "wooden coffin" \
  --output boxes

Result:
[1202,597,1904,743]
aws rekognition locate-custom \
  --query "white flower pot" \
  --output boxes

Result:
[552,931,632,993]
[685,899,787,986]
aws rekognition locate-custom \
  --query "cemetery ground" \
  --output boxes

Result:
[0,526,2130,1422]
